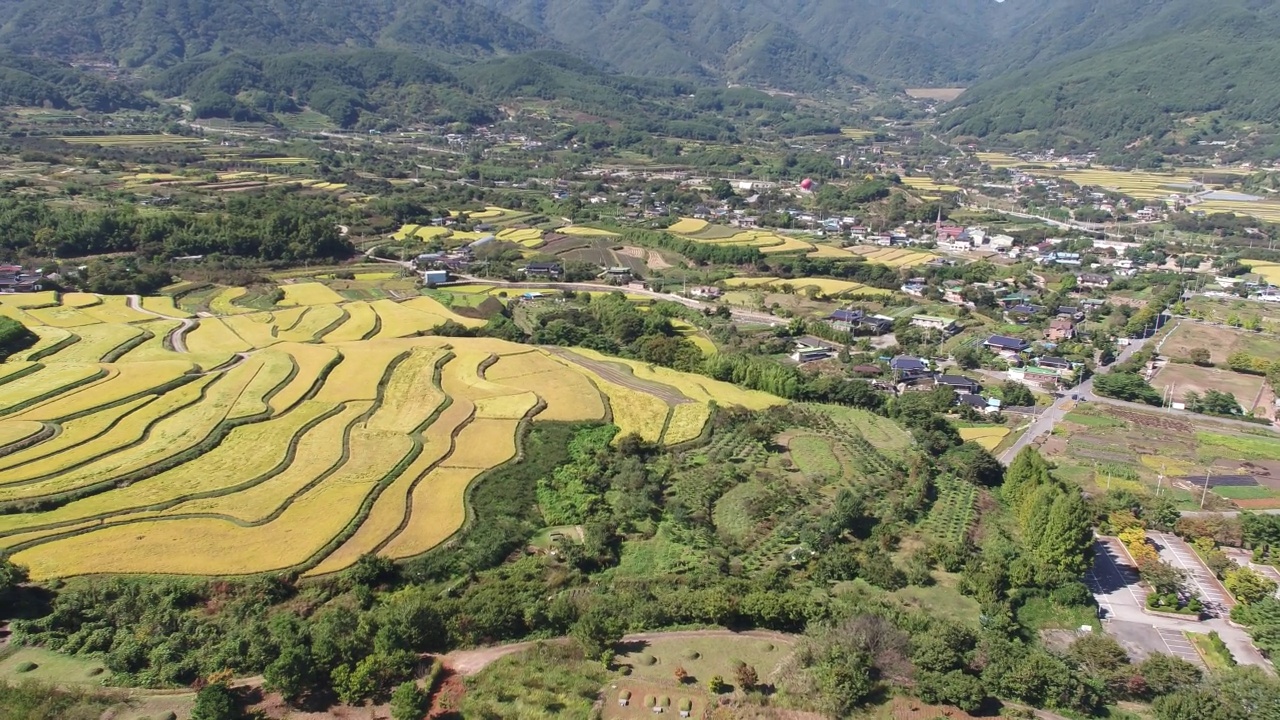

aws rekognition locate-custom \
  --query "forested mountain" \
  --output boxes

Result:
[0,0,552,68]
[943,2,1280,152]
[0,0,1277,150]
[0,54,150,112]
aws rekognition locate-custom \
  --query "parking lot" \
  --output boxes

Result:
[1088,535,1271,670]
[1086,537,1147,621]
[1148,531,1233,613]
[1104,620,1205,668]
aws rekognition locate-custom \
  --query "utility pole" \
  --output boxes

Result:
[1156,463,1165,496]
[1201,467,1211,509]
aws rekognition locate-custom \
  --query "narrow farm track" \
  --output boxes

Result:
[545,346,689,405]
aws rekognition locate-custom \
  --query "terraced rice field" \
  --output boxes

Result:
[853,247,935,268]
[901,176,962,193]
[722,276,892,297]
[554,225,621,237]
[1242,261,1280,285]
[1029,168,1199,201]
[958,426,1010,451]
[1197,200,1280,224]
[666,220,867,259]
[0,295,777,578]
[279,282,345,306]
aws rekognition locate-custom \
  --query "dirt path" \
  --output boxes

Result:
[126,294,186,320]
[545,347,690,405]
[442,629,797,677]
[169,318,197,353]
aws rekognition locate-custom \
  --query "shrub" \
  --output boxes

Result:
[636,653,657,666]
[15,661,37,673]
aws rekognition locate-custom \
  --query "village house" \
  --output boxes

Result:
[790,338,836,364]
[1045,316,1076,341]
[984,334,1030,354]
[910,314,959,334]
[522,261,563,279]
[1008,364,1067,389]
[827,308,893,335]
[935,374,982,394]
[688,286,722,300]
[1078,272,1111,289]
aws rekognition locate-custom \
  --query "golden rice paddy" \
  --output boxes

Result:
[0,292,780,579]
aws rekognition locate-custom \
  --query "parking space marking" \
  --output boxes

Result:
[1150,532,1231,610]
[1155,627,1205,668]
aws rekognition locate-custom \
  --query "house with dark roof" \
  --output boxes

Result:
[1078,273,1111,288]
[827,309,893,335]
[522,261,563,278]
[1037,356,1073,371]
[935,375,982,394]
[984,335,1030,353]
[1056,305,1083,319]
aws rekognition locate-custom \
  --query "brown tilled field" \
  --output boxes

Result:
[1160,321,1280,364]
[1151,363,1266,411]
[904,88,966,101]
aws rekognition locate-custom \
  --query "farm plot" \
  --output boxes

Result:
[484,351,606,422]
[139,295,192,318]
[279,282,345,306]
[320,301,378,342]
[0,363,105,416]
[554,225,621,237]
[925,477,977,544]
[0,300,782,577]
[276,304,347,343]
[209,287,252,315]
[1159,322,1280,365]
[185,318,253,354]
[1151,363,1266,411]
[39,323,145,363]
[78,295,151,324]
[958,426,1010,451]
[24,305,101,328]
[0,420,45,449]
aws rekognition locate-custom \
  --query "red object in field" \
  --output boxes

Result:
[800,178,814,190]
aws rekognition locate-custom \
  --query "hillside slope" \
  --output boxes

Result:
[0,0,553,67]
[941,5,1280,151]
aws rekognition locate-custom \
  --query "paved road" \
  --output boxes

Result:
[1087,536,1271,670]
[998,338,1148,464]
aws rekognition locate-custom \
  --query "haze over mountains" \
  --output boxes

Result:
[0,0,1277,150]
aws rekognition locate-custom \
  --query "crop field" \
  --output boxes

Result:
[852,246,935,267]
[974,152,1027,168]
[924,477,977,544]
[0,299,777,578]
[1241,260,1280,285]
[279,282,345,306]
[1195,200,1280,224]
[209,287,252,315]
[554,225,621,237]
[901,176,962,193]
[54,134,206,146]
[1028,168,1199,201]
[1159,322,1280,365]
[721,276,892,297]
[1151,363,1266,410]
[958,426,1009,451]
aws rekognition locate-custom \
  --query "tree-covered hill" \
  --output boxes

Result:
[0,54,150,112]
[940,5,1280,152]
[0,0,553,68]
[2,0,1279,151]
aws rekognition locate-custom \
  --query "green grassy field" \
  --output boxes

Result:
[0,647,106,685]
